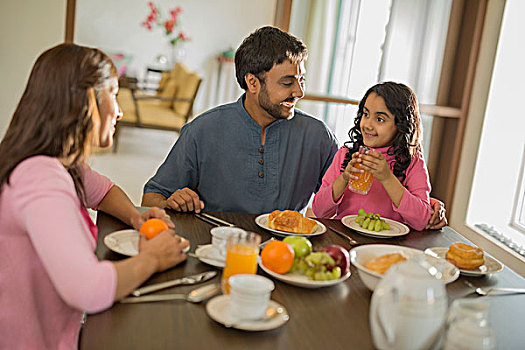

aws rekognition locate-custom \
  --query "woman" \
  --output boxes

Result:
[0,44,188,349]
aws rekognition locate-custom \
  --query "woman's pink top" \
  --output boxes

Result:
[0,156,117,349]
[312,146,431,230]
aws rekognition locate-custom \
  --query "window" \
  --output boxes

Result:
[288,0,451,155]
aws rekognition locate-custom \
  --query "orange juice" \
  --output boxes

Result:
[221,244,258,294]
[349,163,373,195]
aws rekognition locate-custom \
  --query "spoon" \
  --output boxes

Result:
[226,306,287,328]
[120,283,221,304]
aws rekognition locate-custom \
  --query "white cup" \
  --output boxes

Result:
[229,274,275,320]
[210,227,245,258]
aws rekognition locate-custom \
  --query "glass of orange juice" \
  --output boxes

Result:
[349,146,373,195]
[221,231,261,294]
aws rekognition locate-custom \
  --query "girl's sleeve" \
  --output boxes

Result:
[12,159,117,313]
[312,148,346,218]
[393,154,432,230]
[80,163,114,209]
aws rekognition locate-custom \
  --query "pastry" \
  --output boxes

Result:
[445,242,484,270]
[267,210,318,234]
[365,253,407,274]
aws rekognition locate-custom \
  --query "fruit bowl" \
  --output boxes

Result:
[350,244,423,291]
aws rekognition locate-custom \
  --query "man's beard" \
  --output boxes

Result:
[258,84,294,120]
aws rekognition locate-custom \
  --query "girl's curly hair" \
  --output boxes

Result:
[341,82,422,183]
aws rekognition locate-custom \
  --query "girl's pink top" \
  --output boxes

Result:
[0,156,117,349]
[312,146,431,230]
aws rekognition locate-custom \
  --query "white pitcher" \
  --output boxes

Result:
[370,256,448,350]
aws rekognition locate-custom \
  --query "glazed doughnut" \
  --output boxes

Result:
[445,242,484,270]
[365,253,407,275]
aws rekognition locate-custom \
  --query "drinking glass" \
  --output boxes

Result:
[443,299,496,350]
[348,146,373,195]
[221,231,261,294]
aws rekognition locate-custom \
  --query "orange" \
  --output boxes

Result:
[260,240,295,274]
[140,219,169,240]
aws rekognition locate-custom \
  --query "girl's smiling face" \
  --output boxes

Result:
[360,92,398,148]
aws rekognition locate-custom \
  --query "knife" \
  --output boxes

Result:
[198,213,235,227]
[131,270,217,297]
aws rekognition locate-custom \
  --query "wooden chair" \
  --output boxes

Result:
[113,63,202,151]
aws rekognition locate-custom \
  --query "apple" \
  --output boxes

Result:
[319,245,350,274]
[283,236,313,258]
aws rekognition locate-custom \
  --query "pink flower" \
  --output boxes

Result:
[164,19,174,34]
[142,3,189,47]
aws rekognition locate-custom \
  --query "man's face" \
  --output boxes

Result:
[257,60,306,120]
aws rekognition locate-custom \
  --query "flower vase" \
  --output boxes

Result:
[170,44,186,66]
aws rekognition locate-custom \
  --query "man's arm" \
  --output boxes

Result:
[142,188,204,213]
[142,192,168,208]
[426,197,448,230]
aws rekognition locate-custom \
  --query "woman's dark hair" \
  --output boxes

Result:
[235,26,307,89]
[341,82,422,183]
[0,43,117,204]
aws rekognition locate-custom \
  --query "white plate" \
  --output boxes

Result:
[341,215,410,238]
[255,213,326,237]
[424,247,504,276]
[258,259,351,288]
[104,229,190,256]
[206,295,289,331]
[195,244,225,268]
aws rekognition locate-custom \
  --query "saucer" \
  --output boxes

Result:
[195,244,225,268]
[104,229,190,256]
[206,295,289,331]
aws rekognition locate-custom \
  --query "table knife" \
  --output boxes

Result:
[131,270,217,297]
[199,213,235,227]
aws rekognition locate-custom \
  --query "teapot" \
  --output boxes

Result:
[370,256,448,350]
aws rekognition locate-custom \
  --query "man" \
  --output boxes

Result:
[142,26,447,229]
[142,26,338,214]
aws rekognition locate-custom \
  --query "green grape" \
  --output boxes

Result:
[305,267,315,278]
[374,219,382,232]
[362,218,371,229]
[382,221,390,230]
[355,216,365,225]
[331,267,342,279]
[358,208,366,217]
[368,219,376,231]
[305,252,322,265]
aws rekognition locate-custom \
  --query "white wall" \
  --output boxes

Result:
[75,0,276,115]
[0,0,67,137]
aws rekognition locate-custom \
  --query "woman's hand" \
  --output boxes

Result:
[138,231,189,273]
[358,149,392,182]
[130,207,174,231]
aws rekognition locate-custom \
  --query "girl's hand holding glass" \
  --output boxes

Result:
[341,151,362,183]
[357,149,392,182]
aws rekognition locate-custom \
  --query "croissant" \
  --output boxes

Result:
[267,210,318,234]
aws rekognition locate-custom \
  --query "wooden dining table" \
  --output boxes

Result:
[80,210,525,349]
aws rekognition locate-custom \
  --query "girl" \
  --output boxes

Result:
[0,44,188,348]
[312,82,431,230]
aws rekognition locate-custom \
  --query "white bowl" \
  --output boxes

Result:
[350,244,423,291]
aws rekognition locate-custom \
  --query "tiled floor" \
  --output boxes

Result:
[88,126,178,218]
